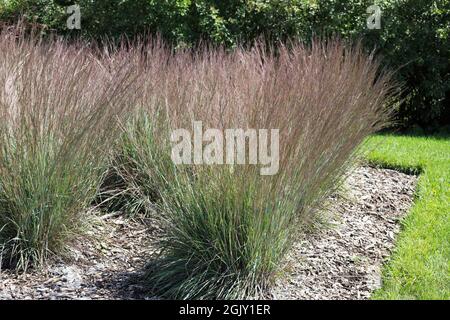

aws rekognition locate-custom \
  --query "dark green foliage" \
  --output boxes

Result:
[314,0,450,129]
[1,0,449,127]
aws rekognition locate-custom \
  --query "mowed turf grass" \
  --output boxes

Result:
[365,132,450,299]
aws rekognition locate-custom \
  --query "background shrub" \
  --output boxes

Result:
[1,0,448,128]
[313,0,450,129]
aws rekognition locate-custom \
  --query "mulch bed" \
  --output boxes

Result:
[0,166,417,300]
[271,166,417,299]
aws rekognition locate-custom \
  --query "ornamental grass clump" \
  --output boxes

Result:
[109,39,399,298]
[0,27,138,270]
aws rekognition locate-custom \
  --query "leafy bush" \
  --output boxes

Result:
[0,0,66,30]
[313,0,450,129]
[2,0,447,127]
[0,1,315,44]
[111,39,398,298]
[0,26,137,270]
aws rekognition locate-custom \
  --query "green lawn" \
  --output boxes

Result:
[364,132,450,300]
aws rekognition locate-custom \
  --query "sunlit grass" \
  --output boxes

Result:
[366,132,450,299]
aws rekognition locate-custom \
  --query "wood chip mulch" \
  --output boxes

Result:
[271,166,417,299]
[0,166,417,300]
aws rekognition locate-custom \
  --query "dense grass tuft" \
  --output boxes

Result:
[0,27,138,270]
[110,40,399,298]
